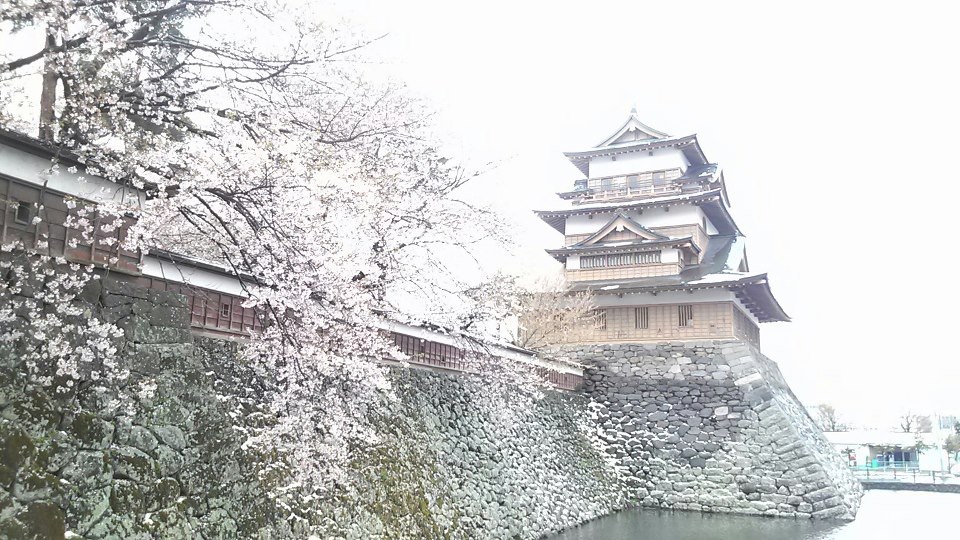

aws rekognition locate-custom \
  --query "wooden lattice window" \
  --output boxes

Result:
[581,251,661,269]
[678,304,694,327]
[593,309,607,330]
[635,307,649,329]
[14,201,31,224]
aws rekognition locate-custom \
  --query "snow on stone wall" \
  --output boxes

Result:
[565,341,863,520]
[319,369,624,539]
[1,264,865,539]
[0,274,623,539]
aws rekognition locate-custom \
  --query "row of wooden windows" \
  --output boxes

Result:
[593,305,694,330]
[2,175,140,273]
[586,168,682,191]
[134,276,265,334]
[581,251,661,269]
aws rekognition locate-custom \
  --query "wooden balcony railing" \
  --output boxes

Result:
[573,183,681,204]
[571,168,684,204]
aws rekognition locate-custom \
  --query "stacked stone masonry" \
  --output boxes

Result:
[0,272,623,539]
[0,260,860,539]
[568,341,863,520]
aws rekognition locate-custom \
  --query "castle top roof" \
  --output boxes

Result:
[562,109,708,175]
[595,107,671,146]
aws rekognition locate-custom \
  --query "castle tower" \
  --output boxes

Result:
[535,109,789,347]
[537,112,862,520]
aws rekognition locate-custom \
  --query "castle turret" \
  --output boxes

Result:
[535,109,789,346]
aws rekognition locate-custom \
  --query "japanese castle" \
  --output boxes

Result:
[535,109,789,347]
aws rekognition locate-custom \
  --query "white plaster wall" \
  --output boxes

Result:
[141,257,247,297]
[0,145,144,206]
[703,216,718,235]
[565,204,706,235]
[588,148,689,178]
[567,254,580,270]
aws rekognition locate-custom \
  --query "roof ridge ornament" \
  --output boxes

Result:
[596,107,671,148]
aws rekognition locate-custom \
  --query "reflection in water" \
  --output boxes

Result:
[549,491,958,539]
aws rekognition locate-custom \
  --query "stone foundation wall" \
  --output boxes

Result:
[567,340,863,520]
[0,271,622,539]
[320,369,623,539]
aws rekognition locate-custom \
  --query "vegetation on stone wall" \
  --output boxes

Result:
[1,271,623,538]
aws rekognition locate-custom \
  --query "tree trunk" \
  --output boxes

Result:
[38,30,58,143]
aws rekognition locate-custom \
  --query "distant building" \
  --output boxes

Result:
[824,430,949,472]
[535,109,789,346]
[938,414,958,430]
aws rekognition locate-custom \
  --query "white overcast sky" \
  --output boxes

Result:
[335,0,960,428]
[3,1,957,428]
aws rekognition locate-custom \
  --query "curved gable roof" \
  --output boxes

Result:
[576,213,668,246]
[596,108,671,146]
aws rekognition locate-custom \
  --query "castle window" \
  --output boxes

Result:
[593,309,607,330]
[14,201,31,225]
[627,175,640,189]
[635,307,649,329]
[580,251,661,269]
[678,304,694,327]
[220,302,231,318]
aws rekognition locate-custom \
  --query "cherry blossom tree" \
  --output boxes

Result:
[466,272,600,353]
[1,0,519,507]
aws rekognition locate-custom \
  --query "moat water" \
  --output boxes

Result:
[549,491,957,539]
